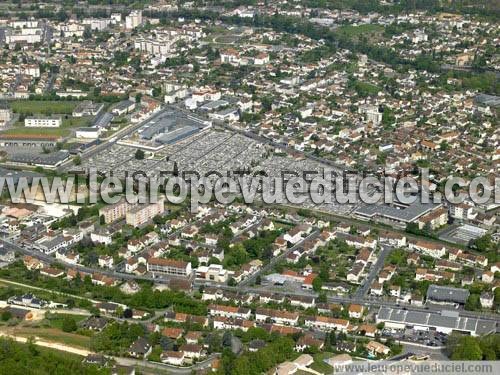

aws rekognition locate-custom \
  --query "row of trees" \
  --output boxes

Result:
[220,336,295,375]
[446,334,500,360]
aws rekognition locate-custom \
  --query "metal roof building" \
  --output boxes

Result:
[354,200,442,225]
[376,307,497,336]
[426,284,470,305]
[138,109,211,145]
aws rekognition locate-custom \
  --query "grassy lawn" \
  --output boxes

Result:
[27,343,87,359]
[1,326,91,349]
[355,81,381,96]
[11,100,80,115]
[2,116,92,138]
[44,313,88,331]
[62,116,92,128]
[311,351,334,373]
[336,24,384,39]
[0,127,71,137]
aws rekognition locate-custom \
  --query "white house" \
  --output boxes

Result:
[98,255,114,269]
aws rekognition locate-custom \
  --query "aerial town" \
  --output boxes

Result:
[0,0,498,374]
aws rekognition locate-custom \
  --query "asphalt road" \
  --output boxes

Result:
[354,244,393,298]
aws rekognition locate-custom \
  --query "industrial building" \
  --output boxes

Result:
[138,108,211,146]
[354,200,443,228]
[375,307,496,336]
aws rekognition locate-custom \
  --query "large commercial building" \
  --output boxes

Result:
[375,307,496,336]
[138,109,211,146]
[9,150,70,168]
[355,200,443,229]
[147,257,192,277]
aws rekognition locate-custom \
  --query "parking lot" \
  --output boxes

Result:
[381,327,447,347]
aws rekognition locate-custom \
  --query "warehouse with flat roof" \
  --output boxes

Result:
[354,200,442,228]
[138,108,211,145]
[375,307,496,336]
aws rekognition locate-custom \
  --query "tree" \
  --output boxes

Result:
[465,294,480,311]
[312,276,323,292]
[317,291,327,303]
[83,26,92,40]
[62,316,77,332]
[0,337,105,373]
[329,331,337,346]
[450,336,483,360]
[1,310,12,321]
[319,263,330,281]
[27,336,39,356]
[471,234,495,253]
[123,308,133,319]
[115,306,124,317]
[222,331,233,347]
[135,149,145,160]
[207,333,222,354]
[440,141,450,151]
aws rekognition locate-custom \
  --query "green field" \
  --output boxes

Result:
[11,100,80,115]
[0,326,91,349]
[0,127,71,137]
[44,313,88,331]
[310,352,335,373]
[2,115,92,138]
[355,81,381,95]
[336,24,385,39]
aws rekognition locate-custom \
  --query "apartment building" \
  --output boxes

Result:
[208,304,252,320]
[255,308,299,326]
[147,257,192,277]
[125,10,142,30]
[304,316,349,333]
[99,199,134,224]
[126,198,165,227]
[25,116,62,128]
[0,103,12,126]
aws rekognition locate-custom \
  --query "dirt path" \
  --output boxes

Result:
[0,332,92,356]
